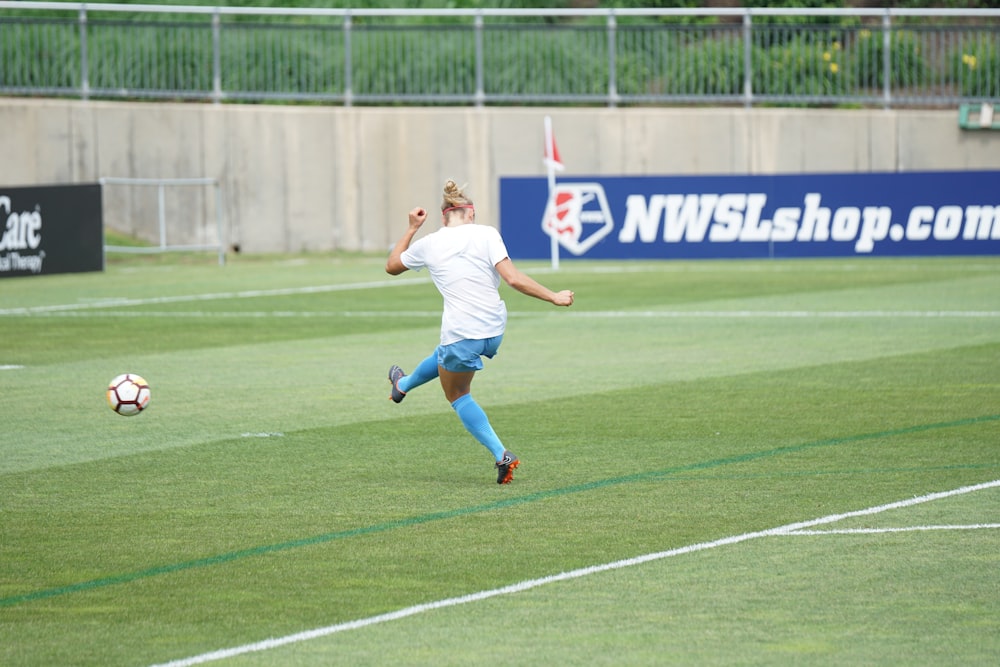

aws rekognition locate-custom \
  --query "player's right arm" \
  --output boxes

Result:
[386,207,427,275]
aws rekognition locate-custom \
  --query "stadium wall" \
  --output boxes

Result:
[0,98,997,255]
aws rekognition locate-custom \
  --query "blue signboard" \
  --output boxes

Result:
[499,171,1000,259]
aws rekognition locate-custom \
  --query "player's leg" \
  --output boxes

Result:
[438,336,519,483]
[388,351,440,402]
[448,380,519,484]
[440,366,507,463]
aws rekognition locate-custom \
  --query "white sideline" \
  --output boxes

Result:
[2,276,997,318]
[0,278,428,316]
[786,524,1000,535]
[149,479,1000,667]
[10,309,1000,319]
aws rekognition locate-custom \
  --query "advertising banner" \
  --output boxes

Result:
[0,184,103,278]
[500,171,1000,260]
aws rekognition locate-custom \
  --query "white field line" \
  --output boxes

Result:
[15,310,444,318]
[9,309,1000,319]
[566,310,1000,318]
[786,524,1000,535]
[0,278,429,316]
[3,277,998,319]
[148,479,1000,667]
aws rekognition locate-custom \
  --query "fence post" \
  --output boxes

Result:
[882,10,892,109]
[78,6,89,100]
[212,9,222,104]
[157,184,167,249]
[214,180,226,266]
[343,12,353,107]
[607,11,619,108]
[474,12,484,107]
[743,10,752,108]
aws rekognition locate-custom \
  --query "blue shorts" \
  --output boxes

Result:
[436,335,504,372]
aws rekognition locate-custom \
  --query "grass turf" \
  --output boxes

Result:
[1,254,998,666]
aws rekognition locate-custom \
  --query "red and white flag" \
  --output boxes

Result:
[543,116,564,172]
[543,115,564,270]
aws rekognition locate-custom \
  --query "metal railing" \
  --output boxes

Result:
[1,3,998,108]
[100,176,226,266]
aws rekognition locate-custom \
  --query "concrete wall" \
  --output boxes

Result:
[1,98,998,254]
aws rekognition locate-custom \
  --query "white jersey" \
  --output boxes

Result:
[401,224,510,345]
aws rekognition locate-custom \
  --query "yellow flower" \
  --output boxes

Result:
[830,62,839,74]
[833,41,841,51]
[823,52,831,62]
[963,53,978,69]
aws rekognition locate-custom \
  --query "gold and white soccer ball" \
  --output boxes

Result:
[106,373,151,416]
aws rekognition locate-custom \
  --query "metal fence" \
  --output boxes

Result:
[99,177,226,266]
[1,2,998,108]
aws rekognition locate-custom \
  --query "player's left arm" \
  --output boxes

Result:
[495,257,574,306]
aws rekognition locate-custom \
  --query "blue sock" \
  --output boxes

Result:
[451,394,506,462]
[397,352,439,394]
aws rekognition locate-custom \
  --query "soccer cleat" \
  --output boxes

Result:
[388,365,407,403]
[495,450,520,484]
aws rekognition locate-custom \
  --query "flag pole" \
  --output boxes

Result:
[544,115,560,270]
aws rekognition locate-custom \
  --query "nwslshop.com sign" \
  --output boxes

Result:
[0,184,103,278]
[500,171,1000,260]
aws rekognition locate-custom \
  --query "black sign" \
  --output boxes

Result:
[0,184,103,278]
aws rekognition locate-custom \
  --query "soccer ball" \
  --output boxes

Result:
[106,373,151,416]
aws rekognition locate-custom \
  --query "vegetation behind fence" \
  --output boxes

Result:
[0,2,997,107]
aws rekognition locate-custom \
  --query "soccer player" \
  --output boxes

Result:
[385,179,575,484]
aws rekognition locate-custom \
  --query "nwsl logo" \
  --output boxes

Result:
[541,183,615,255]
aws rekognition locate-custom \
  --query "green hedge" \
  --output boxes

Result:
[954,37,1000,97]
[1,7,997,103]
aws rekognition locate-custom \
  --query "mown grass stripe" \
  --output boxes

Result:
[148,479,1000,667]
[3,413,997,609]
[662,462,1000,481]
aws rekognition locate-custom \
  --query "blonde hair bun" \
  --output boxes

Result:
[442,179,472,211]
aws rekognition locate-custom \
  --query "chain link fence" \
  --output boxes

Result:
[1,3,997,107]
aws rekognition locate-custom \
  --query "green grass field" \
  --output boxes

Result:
[2,253,998,667]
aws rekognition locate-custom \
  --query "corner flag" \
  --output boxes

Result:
[543,116,562,269]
